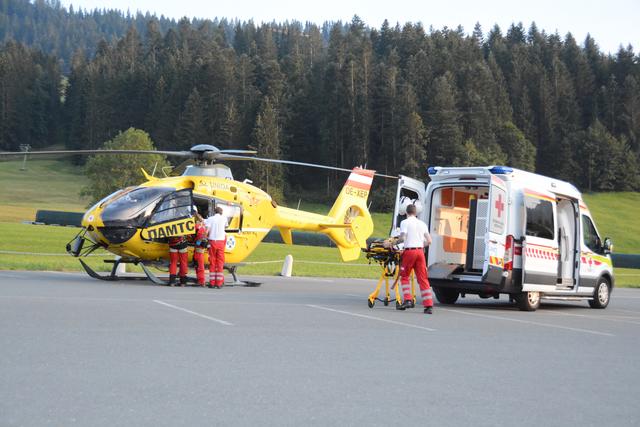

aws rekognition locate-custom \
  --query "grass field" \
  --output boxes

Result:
[0,158,638,286]
[582,192,640,254]
[0,159,89,222]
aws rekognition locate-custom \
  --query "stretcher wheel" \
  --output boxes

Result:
[396,301,402,310]
[367,299,375,308]
[383,297,389,306]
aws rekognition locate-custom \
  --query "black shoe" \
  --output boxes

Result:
[168,274,176,286]
[399,300,415,310]
[207,284,214,289]
[179,276,187,286]
[424,307,433,314]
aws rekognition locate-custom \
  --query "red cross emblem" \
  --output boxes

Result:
[494,194,504,218]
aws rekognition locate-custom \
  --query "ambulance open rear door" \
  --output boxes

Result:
[391,175,426,233]
[482,176,508,285]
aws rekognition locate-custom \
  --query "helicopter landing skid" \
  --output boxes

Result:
[79,258,148,282]
[223,265,261,287]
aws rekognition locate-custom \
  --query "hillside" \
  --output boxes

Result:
[0,158,89,222]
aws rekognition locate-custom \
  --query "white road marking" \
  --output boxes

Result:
[307,304,435,332]
[609,308,640,315]
[344,294,361,298]
[544,311,640,326]
[153,300,233,326]
[439,307,614,337]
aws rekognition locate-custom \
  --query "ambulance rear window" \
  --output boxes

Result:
[525,197,554,240]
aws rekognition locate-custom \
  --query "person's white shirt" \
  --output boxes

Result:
[204,213,227,241]
[399,216,431,248]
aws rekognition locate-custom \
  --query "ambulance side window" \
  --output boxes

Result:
[581,215,601,253]
[525,196,554,240]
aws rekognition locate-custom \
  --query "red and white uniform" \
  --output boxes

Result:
[204,213,227,287]
[168,235,189,282]
[192,222,208,286]
[399,216,433,308]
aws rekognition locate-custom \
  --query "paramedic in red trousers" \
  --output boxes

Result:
[192,211,208,287]
[390,203,434,314]
[168,234,189,287]
[204,206,227,288]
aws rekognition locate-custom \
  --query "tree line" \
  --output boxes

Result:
[1,0,639,207]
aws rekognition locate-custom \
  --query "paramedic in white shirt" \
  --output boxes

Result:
[204,206,227,288]
[395,203,434,314]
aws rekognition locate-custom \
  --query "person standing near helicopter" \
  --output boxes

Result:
[168,234,189,286]
[192,209,208,287]
[204,206,227,288]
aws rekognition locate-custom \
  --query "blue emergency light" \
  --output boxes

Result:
[427,166,439,176]
[489,166,514,175]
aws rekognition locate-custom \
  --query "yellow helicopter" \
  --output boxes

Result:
[1,144,390,284]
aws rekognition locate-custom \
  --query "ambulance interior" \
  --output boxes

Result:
[427,186,489,279]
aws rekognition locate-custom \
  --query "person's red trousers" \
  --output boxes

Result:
[208,239,226,286]
[400,248,433,307]
[169,248,188,278]
[193,247,206,286]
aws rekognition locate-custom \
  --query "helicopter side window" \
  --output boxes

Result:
[211,200,242,232]
[148,190,193,226]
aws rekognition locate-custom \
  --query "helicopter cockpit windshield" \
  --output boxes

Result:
[101,186,175,226]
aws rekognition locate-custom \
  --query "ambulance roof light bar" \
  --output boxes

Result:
[427,166,441,176]
[489,166,514,175]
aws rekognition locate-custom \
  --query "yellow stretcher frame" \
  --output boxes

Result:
[366,250,416,309]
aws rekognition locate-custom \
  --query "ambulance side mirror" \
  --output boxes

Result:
[603,237,613,255]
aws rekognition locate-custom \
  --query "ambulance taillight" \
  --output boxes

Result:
[504,235,514,272]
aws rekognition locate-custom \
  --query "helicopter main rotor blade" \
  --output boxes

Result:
[218,154,398,179]
[219,149,258,155]
[0,149,194,157]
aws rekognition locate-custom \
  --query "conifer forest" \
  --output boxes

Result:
[1,0,639,204]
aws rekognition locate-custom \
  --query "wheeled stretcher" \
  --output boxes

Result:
[363,240,415,309]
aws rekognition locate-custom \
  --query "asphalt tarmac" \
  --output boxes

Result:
[1,271,639,426]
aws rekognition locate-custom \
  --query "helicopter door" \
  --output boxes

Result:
[141,189,195,240]
[391,175,427,234]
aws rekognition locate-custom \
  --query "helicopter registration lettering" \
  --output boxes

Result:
[345,186,369,199]
[141,218,196,240]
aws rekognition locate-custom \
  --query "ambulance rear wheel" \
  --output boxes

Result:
[515,291,540,311]
[434,287,459,305]
[588,278,610,309]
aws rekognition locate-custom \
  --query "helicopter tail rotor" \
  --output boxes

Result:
[321,168,375,262]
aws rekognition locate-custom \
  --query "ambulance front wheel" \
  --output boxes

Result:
[515,291,540,311]
[588,278,611,309]
[433,287,459,305]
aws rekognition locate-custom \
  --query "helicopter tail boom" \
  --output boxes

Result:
[274,168,375,261]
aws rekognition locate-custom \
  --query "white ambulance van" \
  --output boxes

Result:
[392,166,614,311]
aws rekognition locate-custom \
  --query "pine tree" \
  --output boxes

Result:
[176,87,206,148]
[426,73,465,165]
[248,97,284,202]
